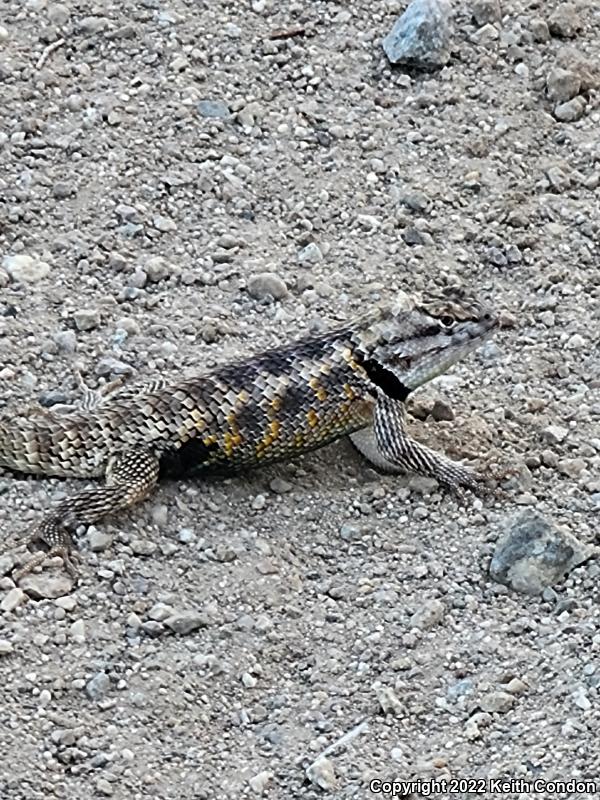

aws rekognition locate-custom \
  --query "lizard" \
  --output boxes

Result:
[2,290,499,581]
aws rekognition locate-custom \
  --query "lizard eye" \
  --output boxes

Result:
[439,315,455,328]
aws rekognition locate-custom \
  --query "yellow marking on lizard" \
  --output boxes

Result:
[222,411,244,456]
[269,419,281,439]
[223,431,243,456]
[190,408,207,431]
[307,409,319,428]
[309,377,327,403]
[343,383,356,401]
[341,346,360,372]
[255,420,282,457]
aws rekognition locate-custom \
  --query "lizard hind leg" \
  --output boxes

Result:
[13,449,160,582]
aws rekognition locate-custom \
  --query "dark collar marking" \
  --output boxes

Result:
[361,359,411,402]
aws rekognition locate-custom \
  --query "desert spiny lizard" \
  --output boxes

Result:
[1,291,499,580]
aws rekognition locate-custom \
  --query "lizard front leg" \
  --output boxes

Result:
[353,393,479,490]
[14,449,160,581]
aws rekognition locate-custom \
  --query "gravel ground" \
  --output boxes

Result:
[1,1,599,798]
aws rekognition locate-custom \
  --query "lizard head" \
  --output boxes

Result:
[355,290,499,394]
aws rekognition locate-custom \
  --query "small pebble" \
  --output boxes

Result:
[0,639,14,655]
[85,672,111,701]
[247,272,288,301]
[306,757,337,791]
[2,254,50,283]
[297,242,323,264]
[1,588,26,613]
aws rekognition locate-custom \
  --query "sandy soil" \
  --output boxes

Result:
[1,1,599,798]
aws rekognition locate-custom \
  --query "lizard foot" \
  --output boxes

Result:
[13,543,80,583]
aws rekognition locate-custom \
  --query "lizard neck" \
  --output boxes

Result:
[356,358,411,402]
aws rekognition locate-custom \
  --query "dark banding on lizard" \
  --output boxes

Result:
[1,291,499,581]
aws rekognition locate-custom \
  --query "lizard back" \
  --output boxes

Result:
[126,325,376,476]
[1,324,376,480]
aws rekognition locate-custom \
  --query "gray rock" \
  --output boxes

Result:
[78,16,108,35]
[52,181,75,200]
[53,330,77,353]
[401,191,430,213]
[447,678,474,699]
[217,232,242,249]
[151,503,169,527]
[554,96,586,122]
[165,610,210,634]
[148,602,175,622]
[504,677,528,695]
[375,685,403,714]
[0,639,14,655]
[87,527,112,552]
[548,4,582,39]
[402,227,430,246]
[479,690,514,713]
[409,598,445,629]
[248,770,273,793]
[252,494,267,510]
[269,477,292,494]
[145,256,173,282]
[490,510,595,595]
[471,0,501,26]
[85,672,111,701]
[530,17,550,42]
[18,573,74,599]
[486,246,507,267]
[1,588,26,613]
[557,48,600,92]
[73,308,101,331]
[197,99,231,119]
[557,458,586,478]
[431,399,454,421]
[130,538,157,557]
[0,553,17,576]
[3,254,50,283]
[543,424,568,444]
[47,3,71,26]
[306,757,337,791]
[339,522,359,541]
[69,619,86,642]
[247,272,288,301]
[55,595,77,611]
[572,686,591,710]
[505,244,523,263]
[546,67,581,103]
[297,242,323,264]
[96,357,134,378]
[382,0,453,69]
[178,527,195,543]
[546,165,569,192]
[153,215,177,233]
[241,671,257,687]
